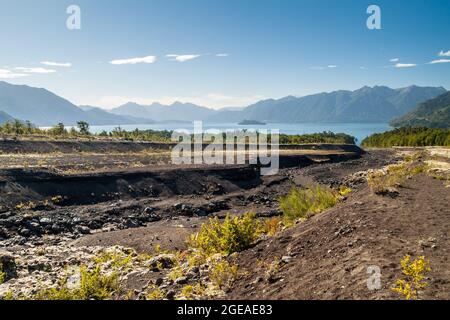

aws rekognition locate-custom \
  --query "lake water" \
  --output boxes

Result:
[86,122,392,145]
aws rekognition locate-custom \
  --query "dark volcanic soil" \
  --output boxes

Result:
[2,142,448,300]
[0,143,365,247]
[226,173,450,300]
[70,150,399,255]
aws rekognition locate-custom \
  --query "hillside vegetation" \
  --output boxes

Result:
[361,127,450,147]
[391,91,450,128]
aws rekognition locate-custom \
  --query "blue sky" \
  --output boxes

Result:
[0,0,449,109]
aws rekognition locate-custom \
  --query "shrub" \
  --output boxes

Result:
[51,195,63,204]
[338,186,353,197]
[410,164,428,175]
[167,266,184,282]
[188,213,263,255]
[264,217,282,236]
[209,260,238,290]
[279,185,337,224]
[179,283,206,300]
[33,265,118,300]
[0,265,5,284]
[367,162,428,194]
[0,291,14,300]
[147,287,165,300]
[264,257,281,283]
[15,201,37,210]
[94,251,133,271]
[392,255,431,300]
[367,164,407,194]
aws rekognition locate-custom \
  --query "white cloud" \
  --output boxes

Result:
[216,53,229,57]
[110,55,157,65]
[0,69,29,79]
[438,50,450,57]
[309,65,338,70]
[390,58,399,62]
[94,93,265,110]
[41,61,72,67]
[428,59,450,64]
[395,63,416,68]
[15,67,56,74]
[166,54,201,62]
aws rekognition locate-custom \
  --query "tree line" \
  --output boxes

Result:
[0,120,172,142]
[361,127,450,147]
[0,120,357,145]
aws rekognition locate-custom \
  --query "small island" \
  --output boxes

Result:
[238,119,267,125]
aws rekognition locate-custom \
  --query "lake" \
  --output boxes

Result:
[86,122,392,145]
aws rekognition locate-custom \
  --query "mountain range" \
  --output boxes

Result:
[0,81,153,126]
[111,102,215,122]
[391,91,450,128]
[205,86,447,123]
[0,81,447,126]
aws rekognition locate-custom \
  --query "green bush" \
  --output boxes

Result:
[188,213,263,255]
[279,185,337,224]
[0,264,5,284]
[367,162,428,194]
[209,260,238,290]
[32,266,118,300]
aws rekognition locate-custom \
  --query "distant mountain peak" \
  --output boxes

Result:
[112,100,215,121]
[0,81,154,126]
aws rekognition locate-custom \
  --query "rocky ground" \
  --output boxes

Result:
[1,142,448,300]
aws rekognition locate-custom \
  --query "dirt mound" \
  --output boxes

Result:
[0,165,259,208]
[225,173,450,300]
[0,139,174,154]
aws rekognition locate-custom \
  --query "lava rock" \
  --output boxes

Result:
[174,276,188,285]
[39,217,52,225]
[19,228,31,237]
[76,225,91,235]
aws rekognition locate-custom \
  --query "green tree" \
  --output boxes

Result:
[76,121,90,135]
[51,123,66,136]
